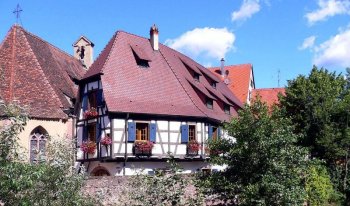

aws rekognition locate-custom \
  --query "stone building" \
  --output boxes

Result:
[0,25,87,162]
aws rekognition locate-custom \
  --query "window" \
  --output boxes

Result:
[206,98,213,109]
[132,50,150,67]
[136,123,149,141]
[189,125,196,141]
[194,73,200,81]
[212,82,216,89]
[88,90,97,109]
[87,123,96,142]
[224,104,230,114]
[30,126,48,163]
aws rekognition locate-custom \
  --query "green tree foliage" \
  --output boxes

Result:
[0,102,95,205]
[202,99,309,205]
[305,161,336,206]
[280,66,350,201]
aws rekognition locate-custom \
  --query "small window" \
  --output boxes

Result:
[30,126,48,163]
[132,50,150,67]
[189,125,196,141]
[194,73,200,81]
[206,98,213,109]
[88,90,97,109]
[212,82,216,89]
[87,123,96,142]
[224,104,230,114]
[136,123,149,141]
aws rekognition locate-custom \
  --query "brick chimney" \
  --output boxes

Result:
[150,24,159,51]
[73,36,94,69]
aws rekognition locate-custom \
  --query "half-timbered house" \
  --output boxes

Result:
[76,25,243,176]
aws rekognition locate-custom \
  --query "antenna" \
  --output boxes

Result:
[13,4,23,25]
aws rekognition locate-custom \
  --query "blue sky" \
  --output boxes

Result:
[0,0,349,88]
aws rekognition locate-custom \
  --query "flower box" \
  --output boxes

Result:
[133,140,154,157]
[80,140,97,155]
[187,140,200,156]
[84,107,98,119]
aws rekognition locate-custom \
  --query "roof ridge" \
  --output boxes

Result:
[208,63,252,70]
[254,88,285,90]
[18,25,79,61]
[99,31,119,75]
[20,28,66,117]
[159,48,208,118]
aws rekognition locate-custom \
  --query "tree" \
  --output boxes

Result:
[0,102,96,205]
[280,66,350,202]
[202,99,309,205]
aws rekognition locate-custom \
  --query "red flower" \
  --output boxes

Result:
[80,140,97,154]
[134,140,154,152]
[187,140,200,152]
[101,136,112,146]
[84,107,98,119]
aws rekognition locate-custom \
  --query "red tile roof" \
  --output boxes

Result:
[0,25,85,119]
[83,30,243,122]
[209,64,253,104]
[252,88,285,107]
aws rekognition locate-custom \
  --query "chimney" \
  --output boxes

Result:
[220,58,225,78]
[73,36,94,69]
[150,24,159,51]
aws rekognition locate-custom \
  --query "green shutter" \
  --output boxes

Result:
[96,119,101,142]
[82,94,88,111]
[97,90,103,106]
[218,127,221,139]
[83,126,88,141]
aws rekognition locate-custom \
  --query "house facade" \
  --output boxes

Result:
[0,25,87,162]
[209,61,255,105]
[76,26,243,176]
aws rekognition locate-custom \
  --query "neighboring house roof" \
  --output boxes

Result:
[252,88,285,107]
[209,64,254,104]
[83,30,243,122]
[0,25,85,119]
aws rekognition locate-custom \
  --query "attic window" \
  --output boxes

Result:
[212,82,216,89]
[131,45,151,68]
[206,98,213,109]
[194,73,200,81]
[224,104,230,114]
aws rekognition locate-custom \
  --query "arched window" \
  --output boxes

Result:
[91,166,110,176]
[30,126,48,163]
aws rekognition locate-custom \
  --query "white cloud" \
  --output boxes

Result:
[305,0,350,25]
[231,0,261,22]
[313,28,350,68]
[165,27,235,60]
[298,36,316,50]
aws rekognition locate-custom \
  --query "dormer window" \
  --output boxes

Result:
[131,45,151,68]
[206,98,213,109]
[212,82,216,89]
[224,104,230,114]
[194,73,200,81]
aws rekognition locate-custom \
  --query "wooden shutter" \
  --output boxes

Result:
[97,90,103,106]
[82,94,88,111]
[150,123,156,142]
[208,125,213,140]
[181,125,189,143]
[128,122,136,142]
[96,119,101,142]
